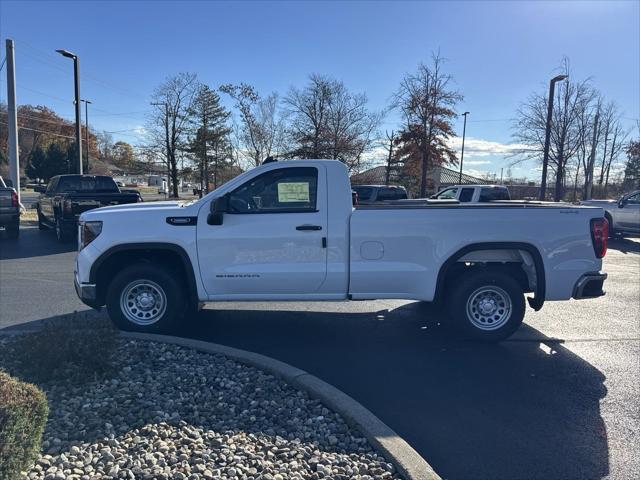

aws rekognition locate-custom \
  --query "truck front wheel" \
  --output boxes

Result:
[447,268,525,342]
[106,264,186,333]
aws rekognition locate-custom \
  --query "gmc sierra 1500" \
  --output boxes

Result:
[74,159,608,341]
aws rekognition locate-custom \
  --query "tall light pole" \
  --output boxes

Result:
[81,99,92,172]
[56,49,82,174]
[458,111,470,184]
[539,74,568,200]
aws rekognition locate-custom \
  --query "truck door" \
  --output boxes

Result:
[618,192,640,232]
[196,165,328,297]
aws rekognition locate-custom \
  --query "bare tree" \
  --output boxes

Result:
[393,52,463,197]
[512,59,596,201]
[284,74,380,171]
[220,84,286,167]
[147,73,198,198]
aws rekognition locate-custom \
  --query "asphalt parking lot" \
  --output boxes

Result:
[1,225,638,480]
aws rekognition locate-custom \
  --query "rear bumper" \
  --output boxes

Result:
[0,211,19,225]
[74,271,101,308]
[572,272,607,299]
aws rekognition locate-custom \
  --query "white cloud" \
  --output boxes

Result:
[447,136,530,157]
[463,159,491,165]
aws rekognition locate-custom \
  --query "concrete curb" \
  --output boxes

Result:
[121,332,441,480]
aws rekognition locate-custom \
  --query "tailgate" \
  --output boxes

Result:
[0,190,14,208]
[68,193,139,215]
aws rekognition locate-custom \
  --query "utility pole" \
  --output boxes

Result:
[56,49,82,174]
[151,102,171,198]
[539,74,568,200]
[5,39,20,202]
[459,112,469,184]
[81,99,92,172]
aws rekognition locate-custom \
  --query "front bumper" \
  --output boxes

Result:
[572,272,607,299]
[74,271,100,308]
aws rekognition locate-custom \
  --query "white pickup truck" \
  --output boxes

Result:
[75,160,608,341]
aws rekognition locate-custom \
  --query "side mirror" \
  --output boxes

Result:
[34,185,46,193]
[429,195,437,199]
[5,179,13,188]
[207,195,229,225]
[618,199,626,209]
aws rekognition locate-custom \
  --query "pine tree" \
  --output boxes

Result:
[187,85,231,195]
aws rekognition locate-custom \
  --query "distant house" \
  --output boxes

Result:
[350,165,490,194]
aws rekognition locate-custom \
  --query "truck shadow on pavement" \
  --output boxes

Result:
[608,237,640,254]
[0,227,77,260]
[179,302,609,480]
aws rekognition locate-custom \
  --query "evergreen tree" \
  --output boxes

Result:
[623,140,640,190]
[25,146,48,181]
[187,84,231,195]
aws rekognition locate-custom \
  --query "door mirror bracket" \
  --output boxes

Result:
[207,195,229,225]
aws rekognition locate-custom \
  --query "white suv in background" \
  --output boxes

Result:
[432,185,511,203]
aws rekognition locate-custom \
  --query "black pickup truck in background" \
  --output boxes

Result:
[36,174,140,242]
[0,176,20,239]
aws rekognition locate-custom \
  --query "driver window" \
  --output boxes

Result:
[436,188,458,200]
[626,193,640,205]
[228,167,318,213]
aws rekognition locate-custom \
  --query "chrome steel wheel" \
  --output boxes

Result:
[120,279,167,326]
[466,285,512,331]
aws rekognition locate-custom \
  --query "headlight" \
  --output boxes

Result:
[79,221,102,250]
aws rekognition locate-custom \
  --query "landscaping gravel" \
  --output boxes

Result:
[20,339,402,480]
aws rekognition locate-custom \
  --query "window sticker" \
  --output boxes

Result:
[278,182,310,202]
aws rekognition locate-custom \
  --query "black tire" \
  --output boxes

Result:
[6,221,19,239]
[106,263,187,333]
[447,268,525,342]
[55,215,73,243]
[37,209,48,230]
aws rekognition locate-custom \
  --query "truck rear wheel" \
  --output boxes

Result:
[447,268,525,342]
[55,215,73,243]
[106,264,186,333]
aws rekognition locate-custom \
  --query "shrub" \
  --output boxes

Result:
[0,371,48,480]
[2,313,117,384]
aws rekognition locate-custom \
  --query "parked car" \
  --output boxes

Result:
[36,174,140,242]
[0,176,20,239]
[75,159,609,342]
[581,191,640,237]
[431,184,511,202]
[351,184,409,204]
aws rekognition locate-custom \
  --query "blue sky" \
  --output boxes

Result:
[1,0,638,179]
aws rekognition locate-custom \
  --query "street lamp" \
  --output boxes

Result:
[81,99,92,172]
[459,111,470,184]
[539,74,568,200]
[56,48,82,174]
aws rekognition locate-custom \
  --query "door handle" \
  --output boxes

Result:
[296,225,322,231]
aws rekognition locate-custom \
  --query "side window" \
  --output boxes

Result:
[626,193,640,205]
[479,187,509,202]
[228,167,318,214]
[377,187,405,201]
[436,188,458,200]
[459,188,474,202]
[45,177,58,194]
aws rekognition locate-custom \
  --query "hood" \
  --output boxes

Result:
[79,200,190,221]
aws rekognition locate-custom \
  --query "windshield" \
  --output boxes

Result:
[57,176,119,193]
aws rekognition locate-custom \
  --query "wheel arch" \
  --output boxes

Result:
[90,242,199,307]
[434,242,546,311]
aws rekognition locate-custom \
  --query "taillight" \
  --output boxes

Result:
[590,217,608,259]
[11,191,18,208]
